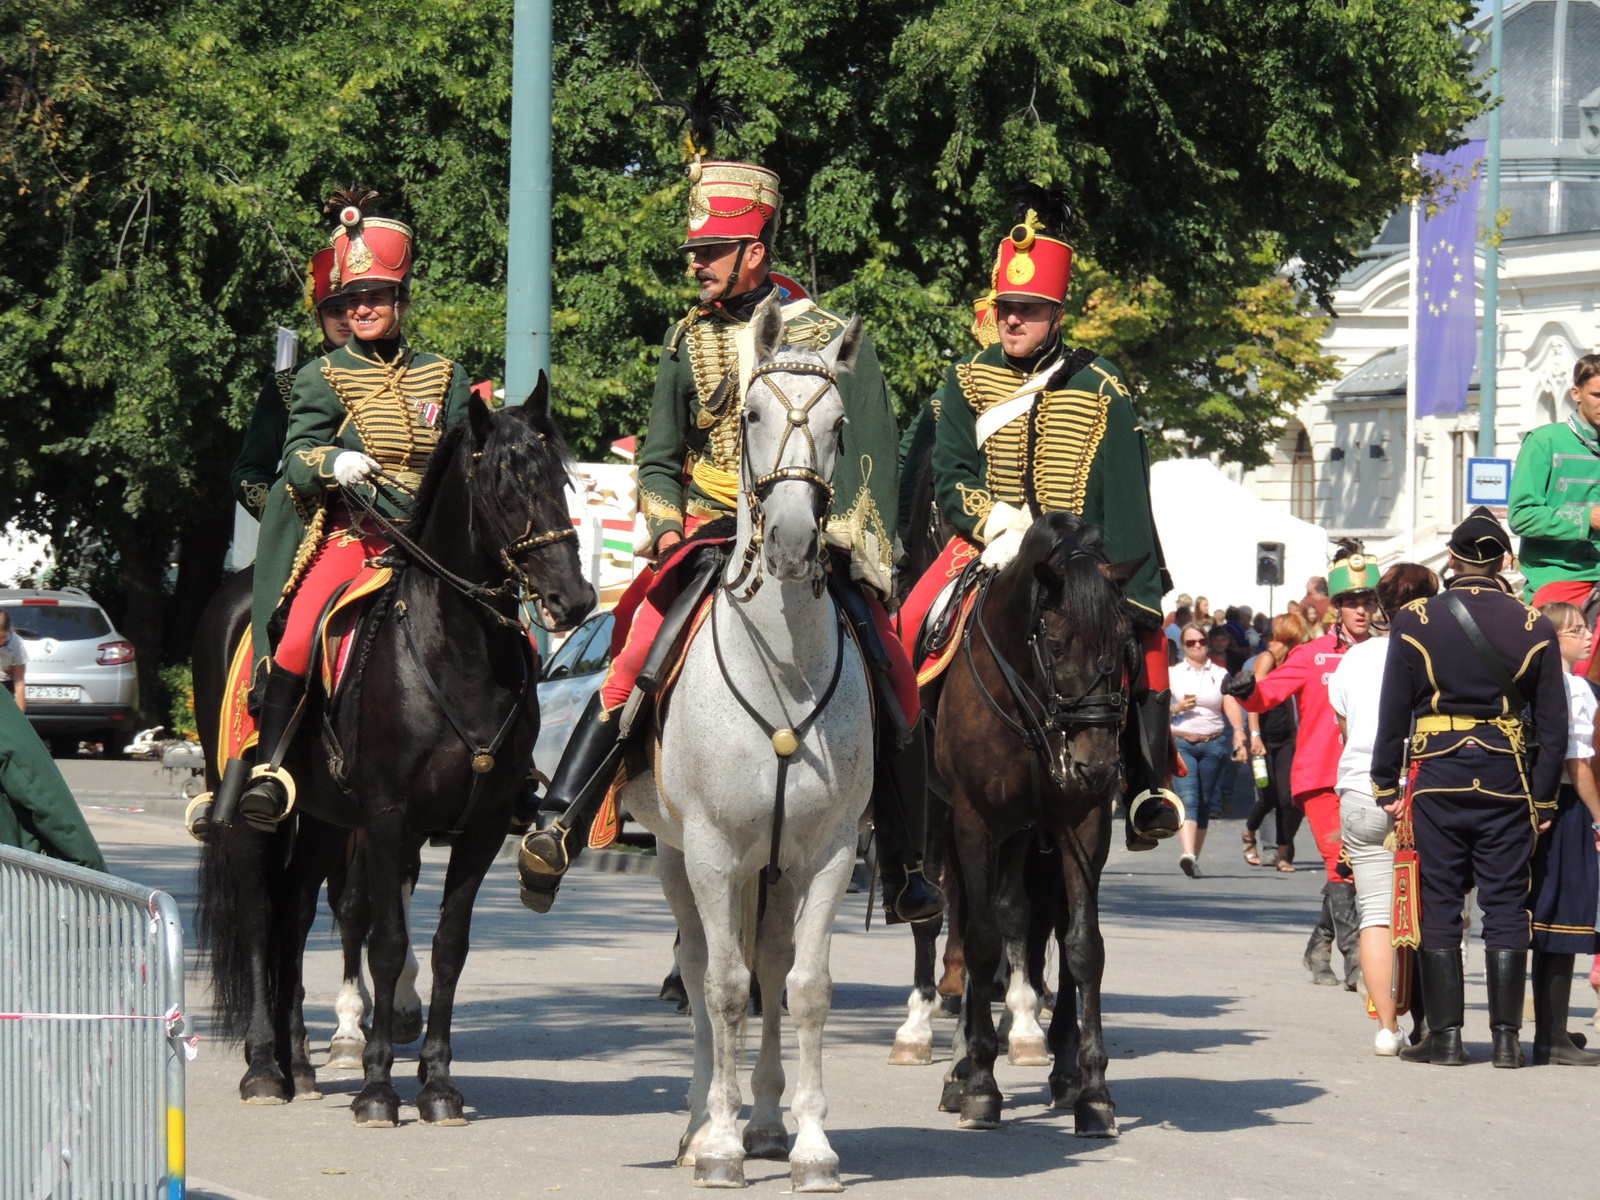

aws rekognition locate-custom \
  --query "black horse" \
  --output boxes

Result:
[197,383,593,1125]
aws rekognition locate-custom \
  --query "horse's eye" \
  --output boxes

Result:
[745,408,761,425]
[833,416,847,433]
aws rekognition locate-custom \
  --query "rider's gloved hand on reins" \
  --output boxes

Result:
[333,451,381,487]
[980,528,1024,569]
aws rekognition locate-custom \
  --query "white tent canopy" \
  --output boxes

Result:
[1149,458,1330,619]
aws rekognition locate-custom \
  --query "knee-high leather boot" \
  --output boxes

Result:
[1400,952,1433,1061]
[1326,880,1362,993]
[1122,689,1183,851]
[1532,951,1600,1065]
[517,692,624,913]
[1418,947,1470,1065]
[1487,948,1527,1068]
[235,666,308,833]
[1303,893,1338,986]
[874,717,946,924]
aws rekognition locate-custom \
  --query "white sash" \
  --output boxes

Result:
[974,365,1059,450]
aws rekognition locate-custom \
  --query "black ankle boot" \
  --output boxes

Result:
[1417,948,1469,1065]
[873,718,946,925]
[1326,880,1362,992]
[518,693,623,913]
[236,667,307,833]
[1486,948,1527,1068]
[1532,951,1600,1065]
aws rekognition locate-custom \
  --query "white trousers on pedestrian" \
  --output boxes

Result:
[1339,787,1395,930]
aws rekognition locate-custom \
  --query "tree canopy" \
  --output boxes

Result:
[0,0,1482,692]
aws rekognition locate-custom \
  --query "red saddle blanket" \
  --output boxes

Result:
[898,536,982,686]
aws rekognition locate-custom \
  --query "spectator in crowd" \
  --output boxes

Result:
[1166,604,1191,647]
[1329,562,1439,1056]
[1228,542,1379,992]
[0,686,105,870]
[1527,600,1600,1065]
[1171,622,1248,878]
[1194,596,1212,628]
[0,612,26,713]
[1241,611,1309,871]
[1205,623,1231,669]
[1165,593,1194,630]
[1508,354,1600,606]
[1302,576,1331,625]
[1241,606,1261,650]
[1222,607,1251,667]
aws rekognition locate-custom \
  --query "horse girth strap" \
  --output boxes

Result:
[710,596,849,889]
[395,593,532,836]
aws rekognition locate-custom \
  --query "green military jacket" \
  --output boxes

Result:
[231,367,297,518]
[1509,416,1600,597]
[0,686,106,871]
[636,293,901,596]
[250,335,471,668]
[931,342,1167,625]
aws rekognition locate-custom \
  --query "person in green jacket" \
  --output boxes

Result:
[899,184,1180,852]
[229,246,352,519]
[517,148,943,924]
[1509,353,1600,607]
[0,685,106,871]
[208,190,471,833]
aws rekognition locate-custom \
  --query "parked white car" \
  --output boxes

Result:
[532,609,614,778]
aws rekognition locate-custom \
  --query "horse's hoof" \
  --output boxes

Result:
[326,1039,366,1070]
[791,1156,844,1193]
[958,1092,1002,1130]
[938,995,962,1018]
[742,1125,789,1159]
[239,1071,291,1105]
[351,1085,402,1128]
[1049,1076,1082,1110]
[1007,1034,1051,1067]
[938,1077,966,1113]
[888,1036,933,1066]
[1074,1099,1119,1139]
[417,1088,468,1126]
[692,1153,746,1188]
[292,1072,324,1100]
[392,1007,424,1046]
[660,974,688,1006]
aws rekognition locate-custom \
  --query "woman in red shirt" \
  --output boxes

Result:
[1227,545,1379,991]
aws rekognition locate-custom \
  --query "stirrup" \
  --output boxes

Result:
[1127,787,1184,844]
[239,764,297,831]
[883,863,946,925]
[518,823,573,914]
[184,792,215,843]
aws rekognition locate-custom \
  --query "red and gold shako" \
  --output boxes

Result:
[303,247,339,311]
[679,160,782,249]
[329,199,413,294]
[993,208,1073,305]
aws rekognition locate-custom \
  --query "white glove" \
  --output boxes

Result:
[981,527,1024,569]
[979,500,1031,544]
[333,451,380,487]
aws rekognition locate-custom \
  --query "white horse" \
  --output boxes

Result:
[621,293,873,1191]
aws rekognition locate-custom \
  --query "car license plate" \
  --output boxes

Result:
[26,685,81,701]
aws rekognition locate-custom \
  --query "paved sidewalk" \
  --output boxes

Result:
[79,802,1600,1200]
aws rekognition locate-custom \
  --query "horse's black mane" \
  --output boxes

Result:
[1012,510,1127,646]
[407,401,575,536]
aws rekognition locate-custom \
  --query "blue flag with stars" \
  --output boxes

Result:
[1415,141,1484,417]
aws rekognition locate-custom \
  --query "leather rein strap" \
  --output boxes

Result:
[711,594,849,899]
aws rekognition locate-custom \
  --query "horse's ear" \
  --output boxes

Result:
[1098,554,1149,592]
[525,370,551,421]
[751,290,786,363]
[824,315,864,376]
[468,393,495,445]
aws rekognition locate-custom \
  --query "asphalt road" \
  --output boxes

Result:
[63,760,1600,1200]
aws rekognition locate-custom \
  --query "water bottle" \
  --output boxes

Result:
[1252,753,1269,789]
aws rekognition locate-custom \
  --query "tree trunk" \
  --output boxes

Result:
[117,528,169,723]
[166,504,235,664]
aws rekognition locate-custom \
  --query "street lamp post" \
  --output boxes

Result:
[505,0,554,408]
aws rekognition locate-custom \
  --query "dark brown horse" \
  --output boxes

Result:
[197,383,593,1125]
[925,512,1140,1136]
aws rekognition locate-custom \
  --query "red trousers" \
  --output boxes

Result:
[1297,787,1345,883]
[274,524,389,676]
[600,543,919,724]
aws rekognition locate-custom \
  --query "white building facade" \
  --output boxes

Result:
[1235,0,1600,571]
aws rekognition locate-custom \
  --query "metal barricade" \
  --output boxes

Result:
[0,844,189,1200]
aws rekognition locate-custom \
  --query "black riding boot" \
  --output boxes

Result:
[1531,951,1599,1065]
[1400,955,1432,1061]
[1487,948,1527,1068]
[517,693,623,913]
[874,717,946,925]
[1326,880,1363,993]
[1417,947,1470,1065]
[235,666,308,833]
[1303,894,1338,986]
[186,756,252,841]
[1122,689,1183,851]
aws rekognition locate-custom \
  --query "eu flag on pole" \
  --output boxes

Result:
[1414,141,1484,417]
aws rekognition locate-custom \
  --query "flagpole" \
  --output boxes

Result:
[1405,180,1420,560]
[1477,0,1503,458]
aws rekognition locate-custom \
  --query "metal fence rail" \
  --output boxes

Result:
[0,844,188,1200]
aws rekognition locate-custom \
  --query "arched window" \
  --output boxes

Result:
[1290,428,1315,522]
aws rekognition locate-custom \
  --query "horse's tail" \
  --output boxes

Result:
[195,831,267,1043]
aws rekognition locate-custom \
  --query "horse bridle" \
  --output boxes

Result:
[964,561,1130,792]
[725,359,839,599]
